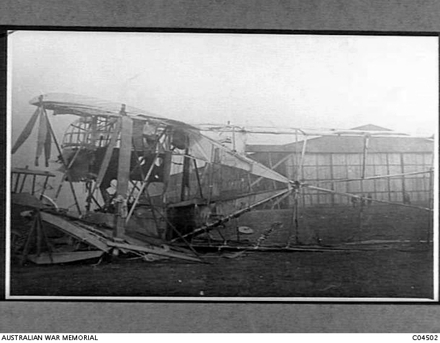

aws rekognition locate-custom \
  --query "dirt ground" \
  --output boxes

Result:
[10,243,433,299]
[9,202,435,299]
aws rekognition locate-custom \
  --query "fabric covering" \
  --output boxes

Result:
[25,93,291,185]
[29,93,196,130]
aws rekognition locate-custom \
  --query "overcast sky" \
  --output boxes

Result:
[9,31,438,144]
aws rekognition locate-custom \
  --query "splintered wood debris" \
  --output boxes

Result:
[19,210,202,265]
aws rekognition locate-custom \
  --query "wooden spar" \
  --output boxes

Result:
[294,129,299,179]
[19,169,29,193]
[199,125,433,139]
[193,159,204,198]
[271,188,293,209]
[250,153,291,188]
[125,153,159,225]
[296,136,308,180]
[40,212,110,251]
[14,174,20,193]
[194,245,358,252]
[171,187,291,242]
[312,170,432,184]
[306,184,433,212]
[54,176,64,201]
[115,108,133,237]
[44,108,82,215]
[106,241,202,263]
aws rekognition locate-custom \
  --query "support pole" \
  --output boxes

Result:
[297,136,308,180]
[294,129,299,180]
[358,135,369,240]
[386,153,392,201]
[19,174,28,193]
[288,189,299,246]
[14,174,20,193]
[330,154,335,205]
[193,159,204,199]
[115,105,133,238]
[400,153,406,202]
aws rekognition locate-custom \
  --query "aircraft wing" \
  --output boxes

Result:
[30,93,198,130]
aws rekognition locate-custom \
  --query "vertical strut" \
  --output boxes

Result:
[115,107,133,238]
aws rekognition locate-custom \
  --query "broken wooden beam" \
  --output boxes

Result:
[107,241,203,263]
[40,212,110,252]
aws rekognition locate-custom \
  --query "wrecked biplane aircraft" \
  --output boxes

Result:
[11,93,293,264]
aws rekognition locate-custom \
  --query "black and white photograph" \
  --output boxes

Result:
[6,30,438,301]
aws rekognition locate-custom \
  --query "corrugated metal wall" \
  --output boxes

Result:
[294,152,432,206]
[249,149,433,207]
